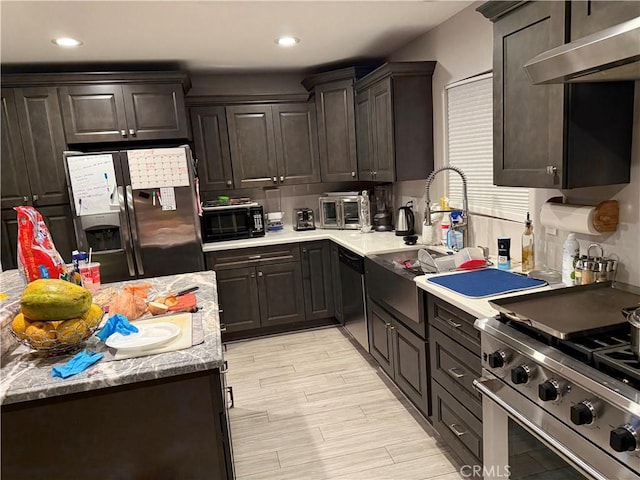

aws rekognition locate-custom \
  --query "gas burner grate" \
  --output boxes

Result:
[593,345,640,389]
[558,330,630,364]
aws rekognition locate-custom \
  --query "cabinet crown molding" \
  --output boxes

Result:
[476,1,529,22]
[1,71,191,91]
[301,66,375,91]
[186,93,310,106]
[354,61,436,90]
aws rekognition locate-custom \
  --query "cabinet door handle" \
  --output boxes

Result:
[385,322,391,329]
[449,423,467,437]
[448,367,465,379]
[272,176,277,183]
[227,386,235,409]
[219,322,227,332]
[351,171,356,178]
[226,180,232,186]
[220,360,229,374]
[280,175,284,182]
[250,273,256,278]
[248,255,261,260]
[257,271,263,277]
[121,130,127,137]
[22,196,29,203]
[129,128,136,137]
[32,194,38,203]
[373,171,377,178]
[546,165,557,175]
[302,248,307,254]
[389,326,396,331]
[446,318,462,329]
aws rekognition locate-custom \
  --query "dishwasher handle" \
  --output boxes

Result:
[338,247,364,273]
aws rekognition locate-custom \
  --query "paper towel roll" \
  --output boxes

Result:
[539,203,599,235]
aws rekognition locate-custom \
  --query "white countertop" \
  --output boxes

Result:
[202,226,422,257]
[414,270,566,319]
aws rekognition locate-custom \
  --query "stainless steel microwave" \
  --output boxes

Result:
[318,195,362,229]
[201,203,265,242]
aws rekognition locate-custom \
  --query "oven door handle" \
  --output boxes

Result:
[473,377,610,480]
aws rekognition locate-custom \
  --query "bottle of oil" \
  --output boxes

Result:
[521,212,535,273]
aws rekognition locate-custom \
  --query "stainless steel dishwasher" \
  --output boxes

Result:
[338,246,368,351]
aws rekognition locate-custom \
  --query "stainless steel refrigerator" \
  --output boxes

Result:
[64,145,204,283]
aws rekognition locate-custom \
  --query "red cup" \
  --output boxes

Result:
[79,262,101,294]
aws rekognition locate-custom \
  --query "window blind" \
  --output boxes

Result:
[445,73,529,222]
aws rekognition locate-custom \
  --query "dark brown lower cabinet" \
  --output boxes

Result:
[368,299,429,416]
[428,295,482,467]
[1,369,233,480]
[1,204,76,271]
[208,242,335,338]
[301,241,334,321]
[258,262,305,327]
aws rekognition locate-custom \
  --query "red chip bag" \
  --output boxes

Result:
[15,206,66,282]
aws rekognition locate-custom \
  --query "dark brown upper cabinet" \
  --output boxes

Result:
[302,68,373,182]
[1,87,68,209]
[190,106,234,191]
[570,0,640,39]
[478,1,636,189]
[59,82,188,144]
[226,103,320,189]
[355,62,436,182]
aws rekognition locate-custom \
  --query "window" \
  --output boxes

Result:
[445,73,529,222]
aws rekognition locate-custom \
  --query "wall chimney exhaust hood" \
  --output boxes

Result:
[524,16,640,84]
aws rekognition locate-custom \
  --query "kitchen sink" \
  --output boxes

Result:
[368,248,450,278]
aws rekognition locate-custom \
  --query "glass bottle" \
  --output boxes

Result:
[521,212,535,273]
[359,190,372,233]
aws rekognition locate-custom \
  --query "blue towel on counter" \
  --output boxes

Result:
[52,350,104,379]
[96,314,139,342]
[427,268,547,298]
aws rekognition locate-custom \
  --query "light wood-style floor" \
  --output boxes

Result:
[225,326,465,480]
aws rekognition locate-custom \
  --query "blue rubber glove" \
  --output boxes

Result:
[96,314,139,342]
[52,350,104,379]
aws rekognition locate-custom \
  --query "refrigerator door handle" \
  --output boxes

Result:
[126,185,145,276]
[118,186,136,277]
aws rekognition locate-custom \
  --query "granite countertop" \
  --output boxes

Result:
[202,226,421,256]
[0,271,223,406]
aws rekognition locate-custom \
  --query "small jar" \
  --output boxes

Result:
[573,257,583,285]
[594,259,608,283]
[606,259,618,282]
[582,260,595,285]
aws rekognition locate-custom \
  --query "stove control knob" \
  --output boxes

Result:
[511,365,532,385]
[610,425,638,452]
[570,401,596,425]
[538,379,561,401]
[488,350,508,368]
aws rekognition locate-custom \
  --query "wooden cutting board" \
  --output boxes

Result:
[113,312,192,360]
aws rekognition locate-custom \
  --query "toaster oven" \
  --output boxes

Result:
[318,195,363,229]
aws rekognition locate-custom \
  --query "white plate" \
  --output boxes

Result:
[105,322,181,351]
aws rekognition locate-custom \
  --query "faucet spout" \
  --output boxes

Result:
[423,165,469,249]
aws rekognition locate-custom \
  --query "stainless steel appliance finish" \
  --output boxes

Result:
[319,195,363,230]
[524,16,640,84]
[424,166,469,248]
[395,201,415,236]
[338,247,368,350]
[293,208,315,231]
[488,282,638,339]
[64,146,204,283]
[475,315,640,480]
[201,203,265,242]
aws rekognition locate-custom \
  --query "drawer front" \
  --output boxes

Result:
[430,326,482,419]
[206,244,300,270]
[428,295,480,354]
[432,380,482,467]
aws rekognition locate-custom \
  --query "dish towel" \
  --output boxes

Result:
[427,268,547,298]
[96,314,139,342]
[52,350,104,379]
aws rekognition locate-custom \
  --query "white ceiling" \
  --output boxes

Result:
[0,1,472,72]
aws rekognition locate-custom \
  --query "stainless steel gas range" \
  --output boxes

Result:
[473,284,640,480]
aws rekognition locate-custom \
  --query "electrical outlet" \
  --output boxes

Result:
[546,227,557,236]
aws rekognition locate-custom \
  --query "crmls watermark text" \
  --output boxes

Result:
[460,465,511,478]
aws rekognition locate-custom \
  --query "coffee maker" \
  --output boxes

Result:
[373,185,393,231]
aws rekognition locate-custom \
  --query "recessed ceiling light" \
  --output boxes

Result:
[52,37,83,47]
[276,36,300,47]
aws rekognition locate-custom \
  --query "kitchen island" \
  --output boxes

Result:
[0,271,233,480]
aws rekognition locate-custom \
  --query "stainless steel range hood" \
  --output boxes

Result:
[524,16,640,84]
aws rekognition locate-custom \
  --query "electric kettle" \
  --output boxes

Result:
[395,201,415,236]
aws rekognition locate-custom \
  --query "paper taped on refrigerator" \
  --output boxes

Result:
[127,148,190,190]
[66,153,119,216]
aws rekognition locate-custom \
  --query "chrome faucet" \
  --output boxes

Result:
[424,165,469,250]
